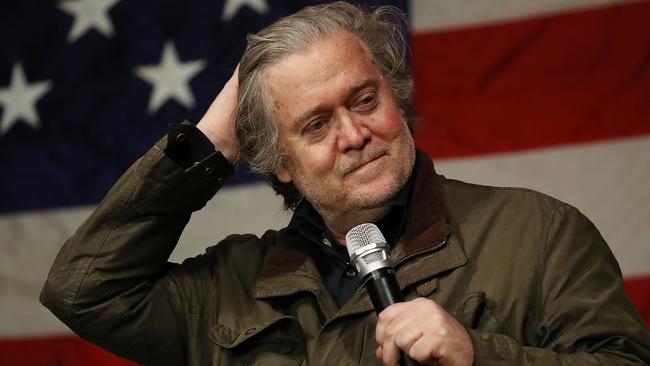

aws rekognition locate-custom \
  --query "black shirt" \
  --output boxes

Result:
[287,157,416,307]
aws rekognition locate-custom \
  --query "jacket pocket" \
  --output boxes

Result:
[210,316,305,365]
[454,291,500,332]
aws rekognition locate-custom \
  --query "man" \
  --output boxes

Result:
[41,2,649,365]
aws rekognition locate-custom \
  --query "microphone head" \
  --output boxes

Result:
[346,223,394,278]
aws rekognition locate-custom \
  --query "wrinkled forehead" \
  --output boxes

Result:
[260,31,379,127]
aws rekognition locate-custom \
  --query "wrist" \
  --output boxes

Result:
[196,121,239,164]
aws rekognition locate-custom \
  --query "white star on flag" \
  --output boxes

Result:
[135,41,206,114]
[222,0,269,21]
[59,0,121,43]
[0,63,52,136]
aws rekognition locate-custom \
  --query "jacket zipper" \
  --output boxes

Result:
[352,237,448,296]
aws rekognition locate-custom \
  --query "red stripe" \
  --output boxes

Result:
[0,335,137,366]
[411,1,650,158]
[624,274,650,328]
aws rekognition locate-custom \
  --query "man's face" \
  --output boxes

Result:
[264,30,415,222]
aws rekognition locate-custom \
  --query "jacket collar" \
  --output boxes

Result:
[252,150,467,314]
[395,149,451,261]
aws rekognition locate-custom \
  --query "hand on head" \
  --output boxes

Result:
[197,66,242,165]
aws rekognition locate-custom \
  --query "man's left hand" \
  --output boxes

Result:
[375,297,474,366]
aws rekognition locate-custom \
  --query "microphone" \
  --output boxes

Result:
[346,223,421,366]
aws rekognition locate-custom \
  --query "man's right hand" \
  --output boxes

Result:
[197,67,241,164]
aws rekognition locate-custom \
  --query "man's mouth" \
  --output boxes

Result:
[344,151,387,176]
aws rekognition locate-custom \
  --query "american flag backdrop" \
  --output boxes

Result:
[0,0,648,364]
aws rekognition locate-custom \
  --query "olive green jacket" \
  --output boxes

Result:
[41,138,650,365]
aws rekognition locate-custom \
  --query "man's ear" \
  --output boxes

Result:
[275,165,292,183]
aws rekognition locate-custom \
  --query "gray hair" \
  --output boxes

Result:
[236,1,414,209]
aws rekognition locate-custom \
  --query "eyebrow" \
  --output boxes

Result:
[291,78,378,130]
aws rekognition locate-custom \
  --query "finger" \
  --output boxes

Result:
[376,346,383,360]
[383,308,416,345]
[380,329,401,366]
[376,302,410,344]
[375,304,401,345]
[378,302,407,321]
[407,335,440,365]
[377,303,419,364]
[394,328,423,356]
[379,299,428,331]
[382,342,400,366]
[376,314,386,344]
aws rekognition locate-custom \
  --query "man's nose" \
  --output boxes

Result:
[336,112,371,152]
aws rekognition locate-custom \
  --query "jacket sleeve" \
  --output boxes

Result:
[469,204,650,365]
[39,133,234,364]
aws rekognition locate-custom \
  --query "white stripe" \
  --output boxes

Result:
[172,183,290,262]
[410,0,642,32]
[0,206,91,337]
[0,184,289,337]
[435,135,650,277]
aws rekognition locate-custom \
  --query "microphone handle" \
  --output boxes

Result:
[365,268,422,366]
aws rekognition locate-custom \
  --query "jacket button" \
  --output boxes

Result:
[204,167,214,176]
[244,327,256,335]
[175,132,186,143]
[346,268,357,277]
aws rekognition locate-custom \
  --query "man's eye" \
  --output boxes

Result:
[355,93,377,110]
[360,96,374,104]
[305,119,327,132]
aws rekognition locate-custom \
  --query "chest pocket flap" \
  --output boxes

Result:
[454,291,499,332]
[210,315,305,364]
